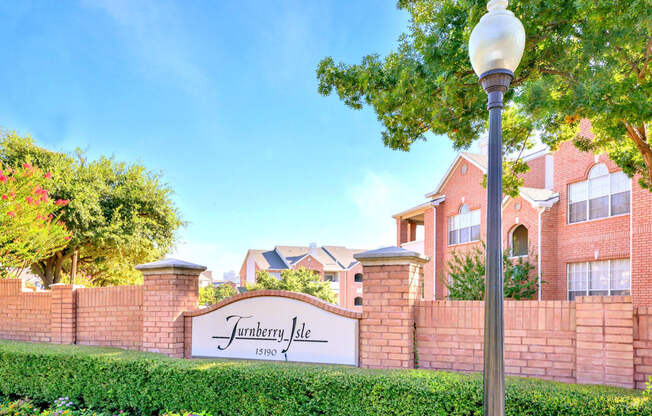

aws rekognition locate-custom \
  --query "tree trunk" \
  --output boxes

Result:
[624,121,652,186]
[53,252,64,285]
[42,257,55,289]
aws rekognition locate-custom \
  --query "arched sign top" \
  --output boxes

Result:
[185,289,362,319]
[187,290,361,365]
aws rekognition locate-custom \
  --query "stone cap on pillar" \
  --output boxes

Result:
[135,258,207,276]
[354,246,429,266]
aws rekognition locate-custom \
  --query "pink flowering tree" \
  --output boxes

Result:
[0,163,71,279]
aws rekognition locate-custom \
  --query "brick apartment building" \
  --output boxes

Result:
[394,120,652,305]
[239,244,367,309]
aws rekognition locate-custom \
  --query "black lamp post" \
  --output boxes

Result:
[468,1,525,415]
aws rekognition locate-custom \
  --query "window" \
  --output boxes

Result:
[354,297,363,306]
[324,274,338,283]
[511,225,528,257]
[567,259,630,300]
[568,164,630,223]
[354,273,363,283]
[448,205,481,245]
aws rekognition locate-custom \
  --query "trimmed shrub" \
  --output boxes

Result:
[0,341,649,416]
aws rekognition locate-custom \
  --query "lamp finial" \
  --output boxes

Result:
[487,0,508,12]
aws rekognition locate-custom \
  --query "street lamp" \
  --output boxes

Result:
[468,1,525,416]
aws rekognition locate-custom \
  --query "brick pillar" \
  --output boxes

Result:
[136,258,205,358]
[396,219,409,246]
[576,296,634,388]
[354,247,428,369]
[50,284,76,344]
[408,221,417,242]
[632,178,652,306]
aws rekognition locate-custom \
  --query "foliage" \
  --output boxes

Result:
[445,244,486,300]
[0,340,649,416]
[0,132,183,288]
[0,163,70,279]
[0,395,121,415]
[504,254,538,300]
[316,0,652,194]
[198,284,237,306]
[445,242,539,300]
[247,268,337,304]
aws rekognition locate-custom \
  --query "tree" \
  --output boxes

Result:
[445,243,538,300]
[0,132,184,287]
[199,284,238,306]
[317,0,651,195]
[0,163,71,279]
[248,268,337,304]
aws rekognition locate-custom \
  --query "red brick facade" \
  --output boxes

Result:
[396,138,651,305]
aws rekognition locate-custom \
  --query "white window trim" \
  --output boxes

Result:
[566,259,631,300]
[448,208,481,246]
[568,169,631,224]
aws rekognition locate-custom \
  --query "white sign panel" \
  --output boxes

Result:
[191,296,359,365]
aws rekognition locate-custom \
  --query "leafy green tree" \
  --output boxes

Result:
[0,163,71,279]
[445,242,538,300]
[317,0,651,195]
[199,284,238,306]
[0,132,183,287]
[445,245,486,300]
[248,267,337,304]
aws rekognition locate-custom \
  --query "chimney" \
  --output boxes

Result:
[308,242,318,256]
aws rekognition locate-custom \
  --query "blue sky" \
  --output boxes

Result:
[0,1,460,280]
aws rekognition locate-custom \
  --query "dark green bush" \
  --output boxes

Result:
[0,340,648,416]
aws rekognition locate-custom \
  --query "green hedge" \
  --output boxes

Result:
[0,340,649,416]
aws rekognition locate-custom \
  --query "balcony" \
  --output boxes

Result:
[400,240,425,255]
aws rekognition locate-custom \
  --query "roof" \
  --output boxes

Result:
[504,187,560,208]
[461,152,488,171]
[135,258,207,272]
[354,246,429,263]
[248,249,288,270]
[323,246,368,269]
[249,245,368,271]
[392,196,446,220]
[425,152,487,198]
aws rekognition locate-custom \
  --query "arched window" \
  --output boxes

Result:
[511,225,528,257]
[588,163,609,178]
[354,273,363,283]
[354,297,363,306]
[448,204,481,245]
[569,163,631,223]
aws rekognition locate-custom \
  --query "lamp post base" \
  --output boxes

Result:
[479,68,512,416]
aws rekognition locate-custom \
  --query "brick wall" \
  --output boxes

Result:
[416,300,576,382]
[76,286,143,350]
[0,260,203,358]
[360,256,649,388]
[0,280,52,342]
[635,306,652,389]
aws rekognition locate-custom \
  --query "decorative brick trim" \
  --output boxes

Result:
[183,290,362,320]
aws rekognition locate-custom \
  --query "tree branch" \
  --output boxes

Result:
[640,35,652,81]
[624,120,652,185]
